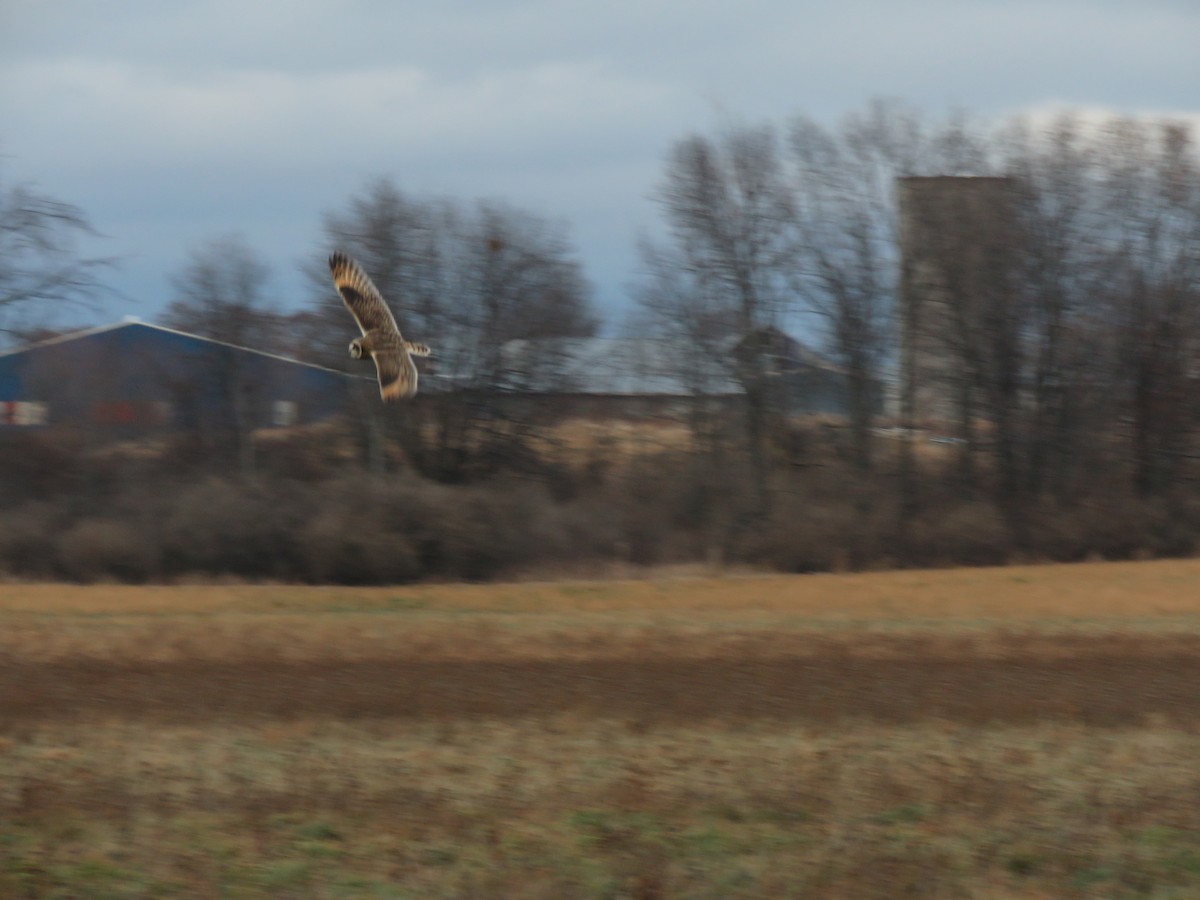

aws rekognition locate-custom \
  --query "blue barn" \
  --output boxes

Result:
[0,320,354,432]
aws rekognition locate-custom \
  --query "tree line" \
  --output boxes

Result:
[1,99,1199,582]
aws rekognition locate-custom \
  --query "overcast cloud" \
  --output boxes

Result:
[1,0,1197,330]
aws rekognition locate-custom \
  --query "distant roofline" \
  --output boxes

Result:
[0,320,129,358]
[0,319,354,377]
[896,175,1016,182]
[502,333,845,375]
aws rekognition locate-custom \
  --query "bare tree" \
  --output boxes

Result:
[632,236,739,441]
[308,177,597,480]
[787,100,931,474]
[0,173,115,341]
[901,174,1026,506]
[899,112,1200,524]
[630,237,747,552]
[1095,119,1200,499]
[646,125,797,512]
[164,233,275,348]
[164,234,277,473]
[995,113,1115,503]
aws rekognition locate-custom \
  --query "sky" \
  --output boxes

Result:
[1,0,1197,334]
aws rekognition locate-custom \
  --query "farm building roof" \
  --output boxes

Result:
[0,319,357,429]
[500,332,842,397]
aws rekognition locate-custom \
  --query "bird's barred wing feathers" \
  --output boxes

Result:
[328,252,402,338]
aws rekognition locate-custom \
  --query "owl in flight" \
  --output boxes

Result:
[329,252,431,401]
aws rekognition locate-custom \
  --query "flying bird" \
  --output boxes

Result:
[329,252,431,402]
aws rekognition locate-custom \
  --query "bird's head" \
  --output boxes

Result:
[348,338,365,360]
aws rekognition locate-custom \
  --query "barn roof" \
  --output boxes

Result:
[500,333,842,397]
[0,319,348,376]
[499,338,735,395]
[0,319,362,429]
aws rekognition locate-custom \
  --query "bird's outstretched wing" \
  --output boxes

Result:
[329,252,403,338]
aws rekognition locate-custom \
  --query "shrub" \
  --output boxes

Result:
[739,494,870,574]
[0,502,64,577]
[56,518,158,582]
[300,508,421,584]
[0,418,1196,584]
[158,477,307,579]
[900,502,1012,568]
[0,433,84,502]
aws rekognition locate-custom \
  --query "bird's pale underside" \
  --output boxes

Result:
[328,252,431,402]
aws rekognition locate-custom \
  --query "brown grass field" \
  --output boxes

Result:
[3,559,1200,897]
